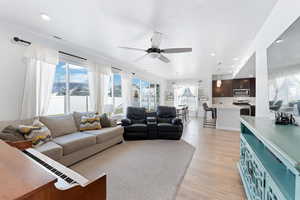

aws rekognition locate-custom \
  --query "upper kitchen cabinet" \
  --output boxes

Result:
[213,78,256,97]
[212,80,233,97]
[232,78,250,89]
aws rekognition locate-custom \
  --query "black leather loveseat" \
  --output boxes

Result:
[121,106,183,140]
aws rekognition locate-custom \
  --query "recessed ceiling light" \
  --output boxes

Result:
[210,53,216,57]
[233,57,239,61]
[275,39,284,44]
[40,13,51,21]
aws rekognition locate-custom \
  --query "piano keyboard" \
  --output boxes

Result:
[23,148,90,190]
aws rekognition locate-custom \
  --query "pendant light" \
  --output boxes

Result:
[216,62,222,88]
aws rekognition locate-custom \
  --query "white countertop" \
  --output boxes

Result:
[212,104,251,109]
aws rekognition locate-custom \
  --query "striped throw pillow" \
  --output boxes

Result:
[18,119,52,147]
[80,114,102,131]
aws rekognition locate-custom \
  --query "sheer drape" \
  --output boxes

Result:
[20,44,58,119]
[121,71,133,114]
[88,62,111,113]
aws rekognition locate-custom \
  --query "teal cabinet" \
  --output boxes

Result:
[239,116,300,200]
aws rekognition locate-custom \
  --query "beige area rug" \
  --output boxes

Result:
[71,140,195,200]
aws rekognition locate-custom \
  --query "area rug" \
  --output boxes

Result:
[71,140,195,200]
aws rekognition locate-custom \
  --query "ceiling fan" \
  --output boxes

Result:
[119,32,192,63]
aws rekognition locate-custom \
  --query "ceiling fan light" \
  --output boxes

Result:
[149,52,160,58]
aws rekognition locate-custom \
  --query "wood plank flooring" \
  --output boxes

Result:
[176,118,246,200]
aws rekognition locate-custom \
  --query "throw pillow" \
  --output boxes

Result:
[80,114,102,131]
[0,125,25,142]
[73,111,96,131]
[109,119,118,127]
[18,119,52,147]
[100,113,111,128]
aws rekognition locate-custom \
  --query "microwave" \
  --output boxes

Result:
[233,89,250,97]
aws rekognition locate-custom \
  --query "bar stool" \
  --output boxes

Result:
[184,106,189,122]
[176,107,185,123]
[202,103,216,128]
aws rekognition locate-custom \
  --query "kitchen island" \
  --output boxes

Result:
[212,104,251,131]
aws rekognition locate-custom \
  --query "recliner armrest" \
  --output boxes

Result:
[147,117,157,123]
[172,118,182,125]
[121,118,132,126]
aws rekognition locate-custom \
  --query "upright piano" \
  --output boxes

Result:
[0,140,106,200]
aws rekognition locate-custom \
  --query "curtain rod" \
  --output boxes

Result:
[13,37,136,75]
[112,66,135,75]
[13,37,87,61]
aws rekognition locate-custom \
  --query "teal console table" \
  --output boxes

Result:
[238,116,300,200]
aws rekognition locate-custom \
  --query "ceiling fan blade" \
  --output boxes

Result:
[119,46,146,52]
[134,53,149,62]
[162,48,192,54]
[158,54,170,63]
[151,31,163,48]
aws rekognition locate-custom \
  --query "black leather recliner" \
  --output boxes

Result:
[156,106,183,140]
[121,107,148,140]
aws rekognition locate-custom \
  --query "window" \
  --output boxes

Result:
[47,62,90,115]
[132,78,140,107]
[131,78,160,111]
[107,73,123,115]
[141,80,150,109]
[174,85,198,112]
[69,64,90,113]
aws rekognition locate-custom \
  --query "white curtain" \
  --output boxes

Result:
[20,44,58,119]
[121,71,133,114]
[88,62,111,113]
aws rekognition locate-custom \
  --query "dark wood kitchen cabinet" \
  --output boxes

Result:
[212,80,233,97]
[213,78,256,97]
[232,78,250,89]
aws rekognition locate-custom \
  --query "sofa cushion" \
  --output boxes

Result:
[157,106,176,118]
[157,117,172,124]
[35,141,63,160]
[53,132,96,155]
[126,107,146,120]
[84,126,124,143]
[40,114,77,138]
[157,123,179,132]
[124,124,147,132]
[131,119,146,124]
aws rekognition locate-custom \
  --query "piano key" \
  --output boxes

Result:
[23,148,90,187]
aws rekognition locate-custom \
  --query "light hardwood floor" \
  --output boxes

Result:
[176,118,246,200]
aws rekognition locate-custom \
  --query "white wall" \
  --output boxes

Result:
[0,27,28,120]
[235,0,300,117]
[0,21,167,120]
